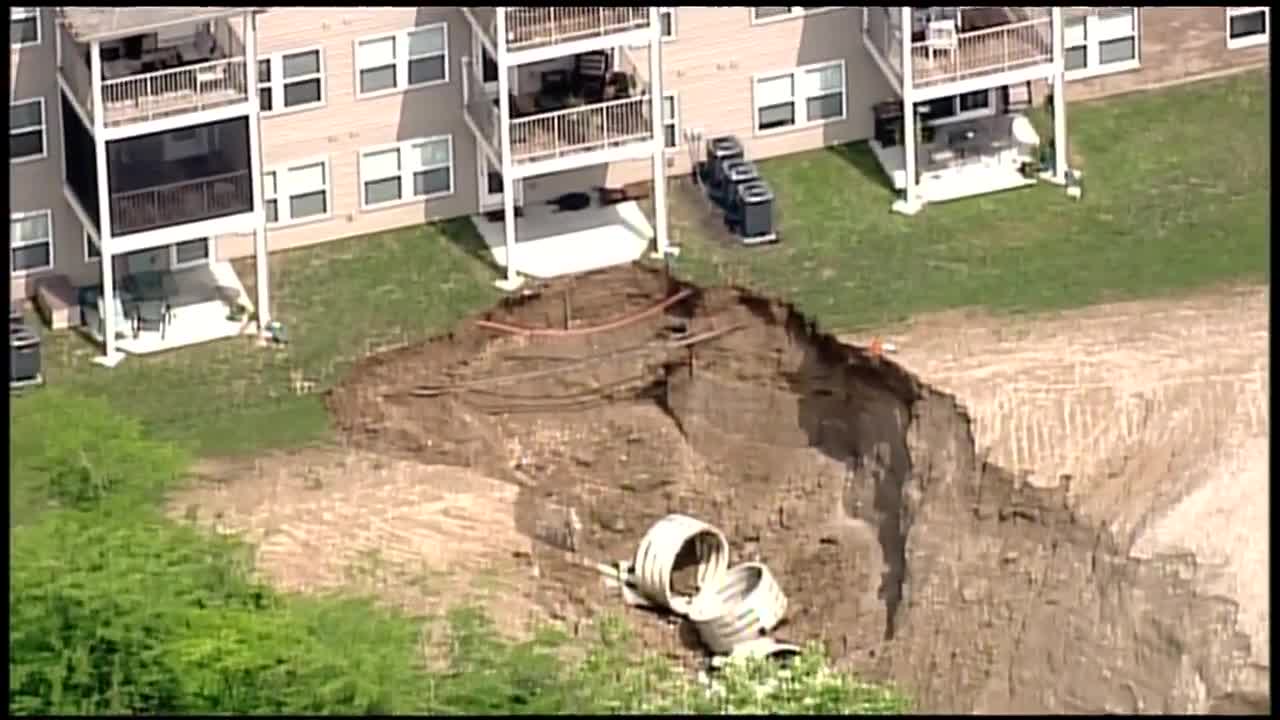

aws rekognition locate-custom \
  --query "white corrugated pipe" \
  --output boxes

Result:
[632,514,731,616]
[687,562,789,655]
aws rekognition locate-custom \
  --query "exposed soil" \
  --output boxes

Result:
[186,263,1266,714]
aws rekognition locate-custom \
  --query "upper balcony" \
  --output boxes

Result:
[56,8,252,131]
[465,46,655,174]
[467,7,654,63]
[863,7,1054,96]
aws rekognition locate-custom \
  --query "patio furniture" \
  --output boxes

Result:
[132,299,171,340]
[926,19,958,62]
[574,51,610,103]
[607,72,634,100]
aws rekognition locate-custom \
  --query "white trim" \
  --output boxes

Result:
[659,7,677,41]
[662,91,680,153]
[358,134,455,211]
[98,102,253,143]
[10,7,41,49]
[751,59,847,137]
[1063,8,1142,82]
[10,209,54,277]
[472,30,499,95]
[169,237,213,269]
[263,155,333,228]
[750,7,838,26]
[259,45,327,117]
[84,229,101,263]
[9,96,47,164]
[353,22,450,100]
[1226,7,1269,50]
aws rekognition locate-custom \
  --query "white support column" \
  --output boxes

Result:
[494,8,523,292]
[88,39,124,366]
[648,6,675,259]
[892,7,923,216]
[244,11,271,332]
[1049,6,1070,186]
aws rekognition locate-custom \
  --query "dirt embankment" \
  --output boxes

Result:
[309,264,1268,714]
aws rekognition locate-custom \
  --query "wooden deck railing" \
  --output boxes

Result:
[509,95,653,164]
[101,57,248,127]
[110,170,253,236]
[911,17,1054,87]
[505,7,651,50]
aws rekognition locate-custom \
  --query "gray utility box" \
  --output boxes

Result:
[714,158,759,208]
[722,160,761,215]
[10,326,41,383]
[736,180,778,245]
[705,135,744,193]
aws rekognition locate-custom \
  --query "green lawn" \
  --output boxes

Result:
[34,219,500,456]
[28,71,1268,458]
[671,70,1270,331]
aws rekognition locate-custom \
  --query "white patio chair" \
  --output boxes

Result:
[926,19,958,63]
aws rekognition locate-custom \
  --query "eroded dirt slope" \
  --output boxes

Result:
[303,265,1268,713]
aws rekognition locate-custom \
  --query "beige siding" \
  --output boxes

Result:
[607,7,895,185]
[10,9,97,300]
[1067,8,1268,102]
[217,7,480,260]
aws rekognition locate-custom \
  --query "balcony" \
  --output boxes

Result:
[111,170,253,236]
[57,14,250,129]
[505,7,650,50]
[466,48,655,167]
[468,7,652,55]
[865,7,1054,91]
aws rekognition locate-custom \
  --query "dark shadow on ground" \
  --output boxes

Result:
[825,142,897,194]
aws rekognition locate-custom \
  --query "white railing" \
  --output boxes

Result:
[111,170,253,235]
[504,7,651,49]
[509,94,653,164]
[101,57,248,127]
[912,17,1053,87]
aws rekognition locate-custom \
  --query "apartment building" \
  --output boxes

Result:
[9,7,1269,365]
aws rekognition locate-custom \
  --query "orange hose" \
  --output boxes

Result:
[475,288,694,337]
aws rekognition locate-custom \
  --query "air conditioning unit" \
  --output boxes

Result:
[703,135,743,193]
[10,325,42,385]
[719,159,759,214]
[735,180,778,246]
[713,158,757,209]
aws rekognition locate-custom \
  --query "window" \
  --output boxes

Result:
[10,210,53,275]
[85,230,100,262]
[918,89,994,126]
[1227,7,1268,49]
[659,8,676,40]
[259,47,326,114]
[10,98,45,162]
[264,158,331,226]
[359,135,454,209]
[10,7,39,47]
[753,60,846,134]
[662,93,679,150]
[171,239,211,268]
[751,7,833,24]
[1064,8,1140,79]
[355,23,448,97]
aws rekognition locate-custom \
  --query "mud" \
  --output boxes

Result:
[326,264,1268,714]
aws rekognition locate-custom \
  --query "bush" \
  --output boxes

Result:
[9,389,188,525]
